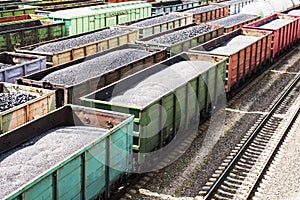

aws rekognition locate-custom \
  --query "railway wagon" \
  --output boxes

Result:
[117,12,193,39]
[206,13,259,33]
[0,19,65,52]
[0,52,46,83]
[151,0,200,15]
[190,28,272,93]
[0,82,55,134]
[244,13,300,59]
[0,5,38,17]
[16,27,139,67]
[16,44,167,106]
[180,4,229,23]
[0,105,133,199]
[48,1,152,36]
[80,52,228,166]
[213,0,255,15]
[0,14,46,25]
[135,23,224,57]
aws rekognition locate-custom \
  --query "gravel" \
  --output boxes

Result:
[185,5,221,14]
[288,9,300,15]
[129,13,183,28]
[0,92,36,112]
[41,48,150,86]
[207,13,257,27]
[109,61,214,107]
[147,25,214,45]
[259,19,292,29]
[209,35,260,54]
[0,62,13,70]
[33,28,129,53]
[0,126,107,199]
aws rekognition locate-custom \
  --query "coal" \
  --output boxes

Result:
[209,35,260,54]
[259,19,292,29]
[147,25,214,45]
[41,48,151,85]
[0,126,107,199]
[288,9,300,15]
[33,28,129,53]
[109,61,214,107]
[185,5,221,14]
[0,92,36,112]
[0,62,13,70]
[129,13,183,28]
[207,13,257,27]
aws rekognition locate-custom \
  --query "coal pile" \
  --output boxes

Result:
[0,92,36,112]
[33,28,129,53]
[0,62,13,70]
[259,19,291,29]
[129,13,183,28]
[0,126,107,199]
[207,13,257,27]
[147,25,214,45]
[185,5,221,14]
[109,61,214,107]
[41,48,151,85]
[209,35,260,54]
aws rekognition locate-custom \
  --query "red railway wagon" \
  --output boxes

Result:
[244,13,300,59]
[190,28,272,92]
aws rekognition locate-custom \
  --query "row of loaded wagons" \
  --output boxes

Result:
[0,1,300,200]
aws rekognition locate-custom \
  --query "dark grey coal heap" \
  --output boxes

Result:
[0,62,13,70]
[41,48,151,85]
[207,13,257,27]
[33,29,129,53]
[185,5,221,14]
[129,13,183,27]
[147,25,213,45]
[0,92,36,112]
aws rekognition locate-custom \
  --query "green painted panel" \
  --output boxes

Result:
[24,175,53,200]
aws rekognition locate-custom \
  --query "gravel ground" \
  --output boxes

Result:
[33,28,129,53]
[147,25,213,45]
[0,126,107,199]
[129,46,300,199]
[0,92,36,112]
[41,48,150,86]
[259,115,300,200]
[206,13,257,27]
[129,13,183,28]
[110,61,214,107]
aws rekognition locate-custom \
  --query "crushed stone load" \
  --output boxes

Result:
[185,5,221,14]
[259,19,292,29]
[129,13,183,27]
[0,126,107,199]
[288,9,300,15]
[109,61,214,107]
[33,28,129,53]
[209,35,260,54]
[41,48,150,85]
[147,25,213,45]
[0,92,36,112]
[0,62,13,70]
[207,13,257,27]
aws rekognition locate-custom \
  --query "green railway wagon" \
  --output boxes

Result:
[48,1,152,36]
[0,105,133,199]
[80,52,227,166]
[0,20,65,51]
[0,14,46,25]
[135,23,224,57]
[0,5,38,17]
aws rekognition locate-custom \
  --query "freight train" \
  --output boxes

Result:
[1,0,300,199]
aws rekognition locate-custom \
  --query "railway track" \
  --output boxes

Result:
[199,73,300,199]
